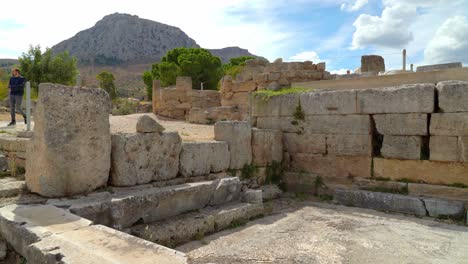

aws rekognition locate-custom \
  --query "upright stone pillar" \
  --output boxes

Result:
[26,83,112,197]
[152,79,161,115]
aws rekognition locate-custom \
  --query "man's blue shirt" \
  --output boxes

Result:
[8,76,26,96]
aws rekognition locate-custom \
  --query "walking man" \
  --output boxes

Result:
[8,68,27,126]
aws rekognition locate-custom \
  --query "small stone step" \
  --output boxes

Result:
[0,204,92,256]
[131,202,265,248]
[334,189,465,220]
[26,225,187,264]
[47,178,243,229]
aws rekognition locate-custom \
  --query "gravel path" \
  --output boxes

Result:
[110,113,215,142]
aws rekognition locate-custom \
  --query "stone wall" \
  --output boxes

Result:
[220,59,330,120]
[252,80,468,192]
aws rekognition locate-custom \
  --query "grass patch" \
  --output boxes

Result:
[318,194,333,201]
[293,101,305,121]
[396,178,425,184]
[227,168,237,177]
[252,87,310,101]
[448,183,468,189]
[374,177,391,182]
[313,176,327,195]
[229,219,248,229]
[112,98,138,116]
[193,232,205,241]
[295,192,309,201]
[241,164,258,179]
[265,160,283,185]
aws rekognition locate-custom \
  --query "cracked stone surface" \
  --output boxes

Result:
[178,198,468,264]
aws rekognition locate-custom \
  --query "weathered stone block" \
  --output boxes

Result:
[215,122,252,169]
[188,106,241,125]
[260,185,283,201]
[242,189,263,204]
[252,96,280,117]
[408,183,468,204]
[26,225,187,264]
[305,115,371,135]
[422,198,465,220]
[430,136,459,162]
[111,132,182,186]
[26,83,111,197]
[252,129,283,166]
[326,135,372,156]
[356,84,435,114]
[300,90,357,115]
[373,114,428,135]
[373,158,468,185]
[179,142,230,177]
[361,55,385,73]
[431,113,468,136]
[334,189,427,216]
[136,115,165,133]
[0,205,92,257]
[436,81,468,112]
[278,94,302,116]
[256,117,303,133]
[417,62,462,72]
[291,154,372,178]
[283,133,326,154]
[381,136,422,160]
[209,177,242,206]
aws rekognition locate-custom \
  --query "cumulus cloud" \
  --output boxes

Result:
[424,16,468,64]
[351,3,416,49]
[288,51,322,62]
[340,0,368,12]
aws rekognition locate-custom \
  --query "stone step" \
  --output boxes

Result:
[26,225,187,264]
[131,201,265,248]
[0,204,187,263]
[47,177,242,229]
[0,178,25,198]
[334,189,466,220]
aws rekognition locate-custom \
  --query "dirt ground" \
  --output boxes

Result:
[178,198,468,264]
[110,113,215,142]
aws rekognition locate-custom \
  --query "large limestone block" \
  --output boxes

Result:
[290,154,371,178]
[256,116,303,133]
[334,189,427,216]
[422,198,465,220]
[305,115,371,135]
[361,55,385,73]
[26,83,111,197]
[252,129,283,166]
[326,135,372,156]
[111,132,182,186]
[436,81,468,112]
[300,90,358,115]
[283,133,326,154]
[278,94,302,117]
[408,183,468,203]
[251,96,281,117]
[215,122,252,169]
[26,225,188,264]
[373,114,428,135]
[381,136,422,160]
[0,205,92,257]
[179,142,230,177]
[373,158,468,185]
[356,84,435,114]
[430,136,459,162]
[431,113,468,136]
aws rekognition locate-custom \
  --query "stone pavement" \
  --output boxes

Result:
[178,198,468,264]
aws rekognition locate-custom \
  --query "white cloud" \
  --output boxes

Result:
[331,69,352,74]
[340,0,368,12]
[288,51,322,62]
[424,16,468,64]
[351,3,416,49]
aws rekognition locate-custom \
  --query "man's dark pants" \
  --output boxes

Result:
[10,94,26,122]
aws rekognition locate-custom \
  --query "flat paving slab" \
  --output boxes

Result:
[178,198,468,264]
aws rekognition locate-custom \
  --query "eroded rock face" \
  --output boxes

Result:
[110,132,182,186]
[26,83,111,198]
[179,142,230,177]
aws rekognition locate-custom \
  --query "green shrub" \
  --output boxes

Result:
[112,98,138,116]
[266,160,283,185]
[253,87,310,101]
[241,164,258,179]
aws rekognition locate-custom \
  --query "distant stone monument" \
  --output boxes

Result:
[416,62,462,72]
[26,83,112,197]
[361,55,385,73]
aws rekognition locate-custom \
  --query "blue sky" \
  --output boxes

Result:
[1,0,467,73]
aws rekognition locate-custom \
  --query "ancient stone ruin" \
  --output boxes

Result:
[152,58,331,124]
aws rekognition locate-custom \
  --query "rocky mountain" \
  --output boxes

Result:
[52,13,199,65]
[52,13,259,66]
[209,47,259,63]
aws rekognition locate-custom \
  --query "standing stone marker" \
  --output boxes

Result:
[26,83,112,197]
